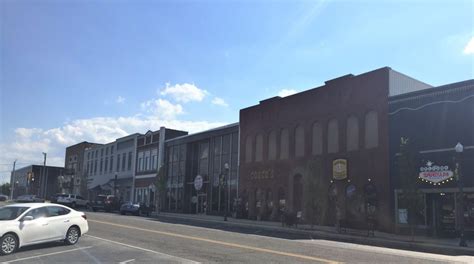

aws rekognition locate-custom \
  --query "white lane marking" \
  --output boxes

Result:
[88,212,472,263]
[297,239,474,263]
[2,246,93,263]
[85,235,200,264]
[119,259,135,264]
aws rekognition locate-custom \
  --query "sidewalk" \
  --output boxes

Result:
[152,212,474,256]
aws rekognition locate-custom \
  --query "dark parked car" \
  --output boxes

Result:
[91,195,120,212]
[15,195,44,203]
[120,202,154,216]
[0,194,8,201]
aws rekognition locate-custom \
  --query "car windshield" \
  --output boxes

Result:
[0,206,29,220]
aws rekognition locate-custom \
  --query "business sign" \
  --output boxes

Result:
[418,161,454,184]
[194,175,203,191]
[333,159,347,180]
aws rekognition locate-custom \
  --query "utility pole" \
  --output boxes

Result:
[41,153,47,198]
[10,160,17,200]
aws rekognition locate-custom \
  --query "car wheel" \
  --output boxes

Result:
[64,226,80,245]
[1,234,18,255]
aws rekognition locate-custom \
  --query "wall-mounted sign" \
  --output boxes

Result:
[418,161,454,184]
[333,159,347,180]
[194,175,203,191]
[250,169,274,180]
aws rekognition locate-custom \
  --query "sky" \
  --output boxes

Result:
[0,0,473,184]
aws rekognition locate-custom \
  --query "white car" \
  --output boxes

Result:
[0,203,89,255]
[57,194,89,208]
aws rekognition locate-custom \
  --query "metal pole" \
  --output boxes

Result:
[42,153,47,198]
[457,157,467,247]
[10,160,16,200]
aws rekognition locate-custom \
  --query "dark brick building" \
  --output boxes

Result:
[389,80,474,236]
[239,67,431,231]
[11,165,65,200]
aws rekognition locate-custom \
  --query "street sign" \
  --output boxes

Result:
[194,175,203,191]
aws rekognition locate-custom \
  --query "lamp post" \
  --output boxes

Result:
[114,172,118,197]
[455,142,467,247]
[224,163,230,221]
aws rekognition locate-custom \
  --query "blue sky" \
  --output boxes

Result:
[1,0,473,183]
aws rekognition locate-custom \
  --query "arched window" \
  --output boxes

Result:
[255,133,263,162]
[327,119,339,153]
[365,111,379,148]
[245,136,253,163]
[295,125,305,157]
[280,128,289,159]
[346,116,359,151]
[268,130,277,160]
[312,122,323,155]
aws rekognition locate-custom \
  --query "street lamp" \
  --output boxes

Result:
[455,142,467,247]
[114,172,118,197]
[224,163,230,221]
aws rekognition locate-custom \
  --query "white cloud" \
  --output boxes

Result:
[160,83,208,103]
[116,96,126,104]
[463,37,474,55]
[141,99,184,119]
[277,89,298,97]
[0,95,226,183]
[211,97,229,107]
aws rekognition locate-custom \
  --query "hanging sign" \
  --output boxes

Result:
[194,175,203,191]
[333,159,347,180]
[418,161,454,184]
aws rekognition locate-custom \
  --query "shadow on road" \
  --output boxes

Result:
[146,215,314,241]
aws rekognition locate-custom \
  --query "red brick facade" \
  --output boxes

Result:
[239,68,393,231]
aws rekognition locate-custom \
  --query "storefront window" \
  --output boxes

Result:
[397,192,426,226]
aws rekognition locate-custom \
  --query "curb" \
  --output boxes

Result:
[153,213,474,256]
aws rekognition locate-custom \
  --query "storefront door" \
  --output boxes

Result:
[196,193,207,214]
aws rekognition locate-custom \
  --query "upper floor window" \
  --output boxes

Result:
[327,119,339,153]
[268,130,277,160]
[365,111,379,149]
[347,116,359,151]
[295,125,305,157]
[280,128,289,160]
[312,122,323,155]
[255,133,263,162]
[245,136,253,163]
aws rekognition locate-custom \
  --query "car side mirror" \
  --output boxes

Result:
[22,216,34,221]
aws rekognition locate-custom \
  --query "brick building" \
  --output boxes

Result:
[239,67,431,231]
[65,141,100,196]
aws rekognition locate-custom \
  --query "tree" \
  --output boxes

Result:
[397,137,424,241]
[0,182,11,195]
[155,165,166,214]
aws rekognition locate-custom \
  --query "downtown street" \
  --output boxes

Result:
[1,211,472,264]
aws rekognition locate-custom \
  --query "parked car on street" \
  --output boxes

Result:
[120,202,153,216]
[0,203,89,255]
[15,195,44,203]
[57,194,89,208]
[91,195,120,212]
[49,193,65,203]
[0,194,8,201]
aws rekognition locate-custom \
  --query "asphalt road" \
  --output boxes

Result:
[2,210,473,263]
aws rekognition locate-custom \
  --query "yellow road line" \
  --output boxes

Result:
[89,219,341,264]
